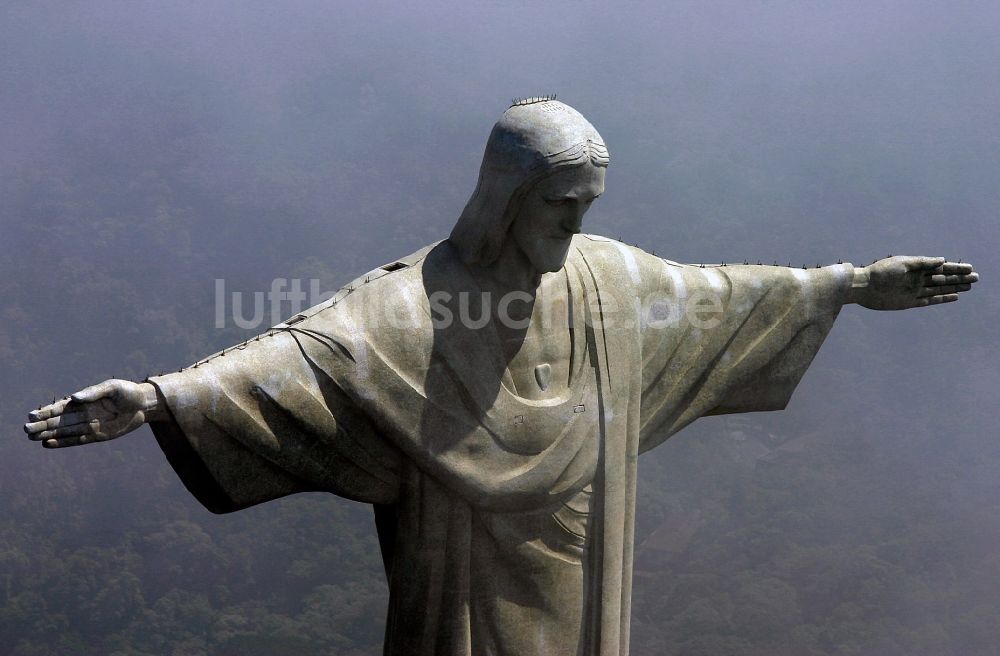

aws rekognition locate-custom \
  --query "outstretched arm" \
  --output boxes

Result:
[23,325,404,512]
[24,380,168,449]
[849,256,979,310]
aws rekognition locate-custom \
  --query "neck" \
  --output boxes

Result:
[474,240,545,294]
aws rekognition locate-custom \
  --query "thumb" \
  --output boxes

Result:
[71,380,119,403]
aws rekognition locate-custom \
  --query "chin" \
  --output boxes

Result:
[523,238,572,274]
[537,251,570,273]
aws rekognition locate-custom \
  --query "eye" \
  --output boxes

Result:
[544,198,569,207]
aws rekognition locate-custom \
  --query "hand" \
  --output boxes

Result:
[23,380,161,449]
[851,256,979,311]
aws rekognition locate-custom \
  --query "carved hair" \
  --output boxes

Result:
[449,100,610,266]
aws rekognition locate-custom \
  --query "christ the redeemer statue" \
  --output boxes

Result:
[25,98,978,656]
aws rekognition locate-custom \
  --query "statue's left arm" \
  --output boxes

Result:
[634,253,978,452]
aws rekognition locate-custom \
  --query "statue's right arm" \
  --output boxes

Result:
[24,379,169,449]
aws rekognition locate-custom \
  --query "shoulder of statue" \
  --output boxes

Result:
[271,241,441,329]
[572,234,688,291]
[574,234,681,265]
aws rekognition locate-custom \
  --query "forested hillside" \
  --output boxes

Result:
[2,2,998,655]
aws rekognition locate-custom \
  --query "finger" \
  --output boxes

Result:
[927,274,971,285]
[27,398,71,422]
[43,434,101,449]
[919,284,971,297]
[22,417,91,435]
[904,256,945,272]
[915,294,960,307]
[25,409,100,435]
[71,381,118,404]
[24,421,46,435]
[31,420,100,441]
[937,273,979,284]
[938,262,974,275]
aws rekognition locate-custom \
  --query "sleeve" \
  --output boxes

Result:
[637,261,854,452]
[147,330,402,513]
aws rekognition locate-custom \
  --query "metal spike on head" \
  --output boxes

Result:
[509,93,558,108]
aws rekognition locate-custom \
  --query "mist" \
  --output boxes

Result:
[2,1,998,654]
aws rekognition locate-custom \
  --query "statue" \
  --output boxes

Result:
[24,98,978,656]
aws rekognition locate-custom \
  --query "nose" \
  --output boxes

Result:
[561,202,587,234]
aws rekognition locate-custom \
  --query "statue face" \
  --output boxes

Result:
[510,164,606,274]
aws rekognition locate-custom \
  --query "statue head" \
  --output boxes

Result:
[449,97,610,273]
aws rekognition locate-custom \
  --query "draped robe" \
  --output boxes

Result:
[148,234,854,655]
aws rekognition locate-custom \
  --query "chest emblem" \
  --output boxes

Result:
[534,363,552,391]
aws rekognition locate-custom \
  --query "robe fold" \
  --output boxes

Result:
[149,235,853,655]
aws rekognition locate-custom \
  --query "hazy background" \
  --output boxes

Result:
[2,1,998,654]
